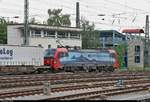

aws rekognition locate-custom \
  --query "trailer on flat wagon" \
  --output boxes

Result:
[0,45,49,74]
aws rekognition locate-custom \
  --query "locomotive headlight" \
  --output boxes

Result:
[54,60,57,64]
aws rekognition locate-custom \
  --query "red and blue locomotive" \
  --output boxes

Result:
[44,48,120,72]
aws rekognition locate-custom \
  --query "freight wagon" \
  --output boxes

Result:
[0,45,47,74]
[44,48,120,72]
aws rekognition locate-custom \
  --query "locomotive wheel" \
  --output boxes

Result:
[64,67,72,72]
[98,69,102,72]
[95,68,99,73]
[97,67,102,72]
[83,66,88,72]
[107,67,114,72]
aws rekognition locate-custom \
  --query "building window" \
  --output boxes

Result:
[70,32,80,39]
[135,45,140,52]
[135,45,140,63]
[38,44,43,47]
[58,31,69,38]
[135,45,140,56]
[35,29,41,34]
[135,56,140,63]
[46,31,55,37]
[43,30,47,36]
[48,44,51,48]
[31,29,41,37]
[43,30,47,34]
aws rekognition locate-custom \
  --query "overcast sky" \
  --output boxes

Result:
[0,0,150,31]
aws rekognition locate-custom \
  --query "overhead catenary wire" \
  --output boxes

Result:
[0,0,149,29]
[1,0,149,18]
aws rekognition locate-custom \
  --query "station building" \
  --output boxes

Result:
[7,24,82,49]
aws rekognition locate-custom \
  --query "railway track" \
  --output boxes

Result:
[1,83,148,100]
[51,84,149,100]
[0,72,149,100]
[0,74,149,89]
[0,72,149,83]
[0,75,149,89]
[0,78,149,99]
[0,71,149,81]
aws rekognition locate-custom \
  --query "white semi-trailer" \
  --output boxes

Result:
[0,45,47,74]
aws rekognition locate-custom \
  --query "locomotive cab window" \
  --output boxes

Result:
[59,52,68,58]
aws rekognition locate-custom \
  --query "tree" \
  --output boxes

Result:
[115,43,127,69]
[0,18,7,44]
[81,18,100,49]
[80,17,95,31]
[80,17,100,49]
[82,30,100,49]
[47,9,71,27]
[61,14,71,26]
[30,17,38,24]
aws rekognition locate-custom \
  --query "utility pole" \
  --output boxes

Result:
[144,15,149,67]
[145,15,149,46]
[76,2,80,28]
[24,0,29,45]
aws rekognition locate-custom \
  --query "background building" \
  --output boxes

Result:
[99,30,126,48]
[7,24,82,49]
[122,29,145,71]
[127,40,144,71]
[98,29,145,70]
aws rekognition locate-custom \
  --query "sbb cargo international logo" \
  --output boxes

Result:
[0,48,13,60]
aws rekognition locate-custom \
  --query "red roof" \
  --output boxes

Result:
[122,29,144,34]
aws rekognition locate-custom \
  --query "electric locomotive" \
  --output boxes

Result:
[44,47,119,72]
